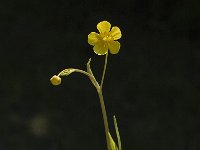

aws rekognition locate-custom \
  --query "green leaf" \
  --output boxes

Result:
[86,58,93,76]
[108,132,118,150]
[86,58,99,88]
[114,116,122,150]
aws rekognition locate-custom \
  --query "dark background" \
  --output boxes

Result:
[1,0,200,150]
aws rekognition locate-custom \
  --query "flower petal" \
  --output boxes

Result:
[88,32,100,45]
[97,21,111,34]
[93,41,108,55]
[110,27,122,40]
[108,41,120,54]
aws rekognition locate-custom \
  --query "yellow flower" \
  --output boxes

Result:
[88,21,122,55]
[50,75,61,86]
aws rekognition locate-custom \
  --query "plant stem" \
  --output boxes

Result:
[100,52,108,89]
[98,53,110,150]
[59,55,111,150]
[77,64,110,150]
[97,88,111,150]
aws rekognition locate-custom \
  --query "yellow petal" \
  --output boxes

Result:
[110,27,122,40]
[88,32,100,45]
[97,21,111,33]
[108,41,120,54]
[93,41,108,55]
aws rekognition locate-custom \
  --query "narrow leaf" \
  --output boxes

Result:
[86,58,99,88]
[114,116,122,150]
[108,132,118,150]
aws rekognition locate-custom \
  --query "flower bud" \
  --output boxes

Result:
[50,75,61,86]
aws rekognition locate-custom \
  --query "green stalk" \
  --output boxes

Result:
[98,52,110,150]
[97,88,111,150]
[58,53,111,150]
[100,52,108,89]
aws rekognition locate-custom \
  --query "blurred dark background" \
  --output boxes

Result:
[1,0,200,150]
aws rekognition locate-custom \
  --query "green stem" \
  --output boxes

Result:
[97,88,111,150]
[58,68,100,88]
[100,52,108,89]
[58,56,111,150]
[72,68,111,150]
[98,53,111,150]
[58,69,91,77]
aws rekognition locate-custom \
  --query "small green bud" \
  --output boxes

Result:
[50,75,61,86]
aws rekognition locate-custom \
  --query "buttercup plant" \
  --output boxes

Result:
[50,21,122,150]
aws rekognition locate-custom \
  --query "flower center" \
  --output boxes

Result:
[102,34,112,42]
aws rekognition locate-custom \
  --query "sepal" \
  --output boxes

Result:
[59,68,76,76]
